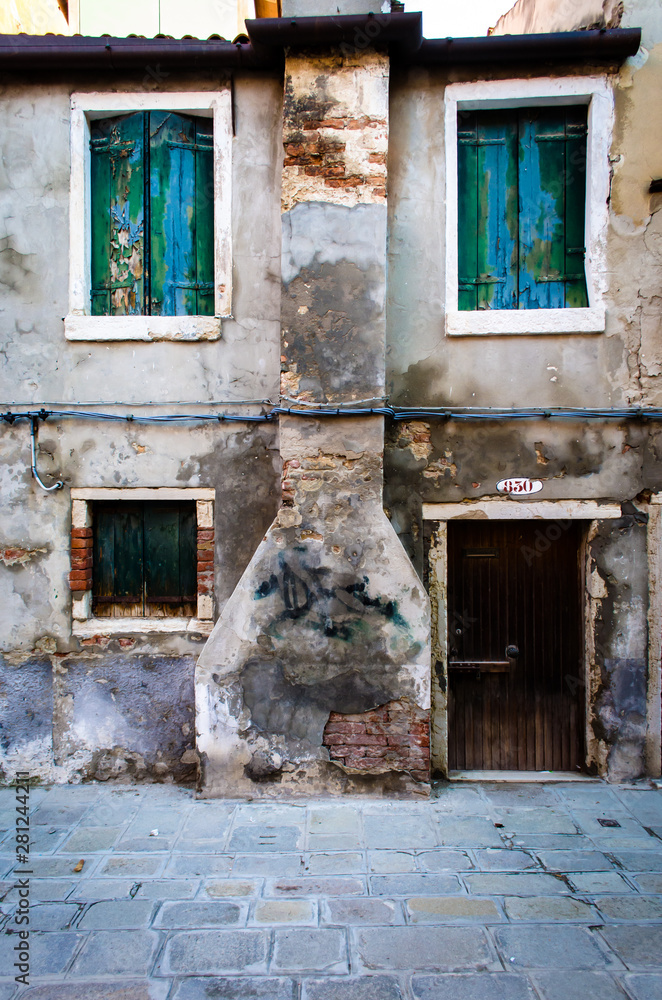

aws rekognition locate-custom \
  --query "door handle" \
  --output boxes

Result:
[505,644,520,659]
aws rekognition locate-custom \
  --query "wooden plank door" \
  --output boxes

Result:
[447,520,584,771]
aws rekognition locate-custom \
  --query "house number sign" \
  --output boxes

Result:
[496,477,543,495]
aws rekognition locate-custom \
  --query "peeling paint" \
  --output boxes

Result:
[0,545,48,567]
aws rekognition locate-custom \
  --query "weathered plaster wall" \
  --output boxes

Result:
[0,655,53,784]
[587,511,649,780]
[0,71,283,783]
[491,0,624,36]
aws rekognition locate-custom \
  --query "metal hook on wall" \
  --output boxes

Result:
[30,416,64,492]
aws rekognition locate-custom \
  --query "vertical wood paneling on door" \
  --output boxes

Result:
[446,520,584,771]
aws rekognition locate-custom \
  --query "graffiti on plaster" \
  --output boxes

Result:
[254,552,409,645]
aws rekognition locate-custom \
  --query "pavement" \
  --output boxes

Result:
[0,780,661,999]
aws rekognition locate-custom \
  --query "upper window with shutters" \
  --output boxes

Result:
[65,92,232,342]
[444,77,613,337]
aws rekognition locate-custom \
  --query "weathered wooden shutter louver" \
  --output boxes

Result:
[149,112,214,317]
[90,113,145,316]
[458,106,588,311]
[93,502,144,613]
[144,503,197,614]
[458,110,519,311]
[93,502,197,616]
[90,111,214,317]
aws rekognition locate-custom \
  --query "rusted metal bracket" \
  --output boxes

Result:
[449,660,512,673]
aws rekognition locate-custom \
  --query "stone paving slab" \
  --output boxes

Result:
[597,924,662,969]
[411,973,537,999]
[303,976,405,999]
[155,901,244,928]
[20,984,170,1000]
[356,925,499,972]
[272,927,349,973]
[160,930,269,976]
[77,899,156,929]
[171,977,297,999]
[0,779,659,997]
[623,973,662,1000]
[493,925,623,970]
[70,929,161,976]
[530,971,630,1000]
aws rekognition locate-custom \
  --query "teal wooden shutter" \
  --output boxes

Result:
[564,109,589,308]
[458,106,588,311]
[458,110,518,311]
[90,113,145,316]
[149,112,214,317]
[144,502,197,606]
[93,503,144,608]
[518,107,588,309]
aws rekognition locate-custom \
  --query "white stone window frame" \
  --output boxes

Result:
[71,487,215,636]
[423,499,624,778]
[444,76,613,337]
[66,90,232,342]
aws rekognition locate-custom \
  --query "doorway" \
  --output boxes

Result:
[443,518,584,771]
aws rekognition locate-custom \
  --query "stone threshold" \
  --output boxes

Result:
[448,770,601,783]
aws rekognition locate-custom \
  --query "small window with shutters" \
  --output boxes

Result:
[90,111,214,318]
[457,105,588,311]
[66,90,232,341]
[92,500,197,617]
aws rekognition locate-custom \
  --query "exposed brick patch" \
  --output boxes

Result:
[69,523,93,592]
[282,119,387,202]
[323,700,430,782]
[197,527,215,600]
[1,545,48,568]
[281,458,300,506]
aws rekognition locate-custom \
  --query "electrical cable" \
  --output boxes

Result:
[3,405,662,425]
[5,404,659,495]
[29,416,64,492]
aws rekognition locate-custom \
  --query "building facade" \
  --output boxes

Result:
[0,0,659,795]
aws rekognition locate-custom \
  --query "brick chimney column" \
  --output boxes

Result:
[196,36,430,797]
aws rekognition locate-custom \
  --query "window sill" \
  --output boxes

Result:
[72,617,214,637]
[446,307,605,337]
[64,315,223,342]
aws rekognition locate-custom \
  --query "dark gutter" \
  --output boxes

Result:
[246,12,423,59]
[408,28,641,67]
[0,34,276,72]
[0,21,640,75]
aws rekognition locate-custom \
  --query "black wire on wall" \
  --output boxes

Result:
[3,405,662,425]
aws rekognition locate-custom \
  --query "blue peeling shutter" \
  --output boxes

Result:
[149,111,214,317]
[518,107,588,309]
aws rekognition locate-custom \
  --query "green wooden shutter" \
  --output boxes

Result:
[144,502,197,605]
[458,110,518,311]
[90,113,146,316]
[564,108,589,308]
[149,112,214,317]
[458,105,588,311]
[194,117,215,316]
[518,107,588,309]
[93,503,144,607]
